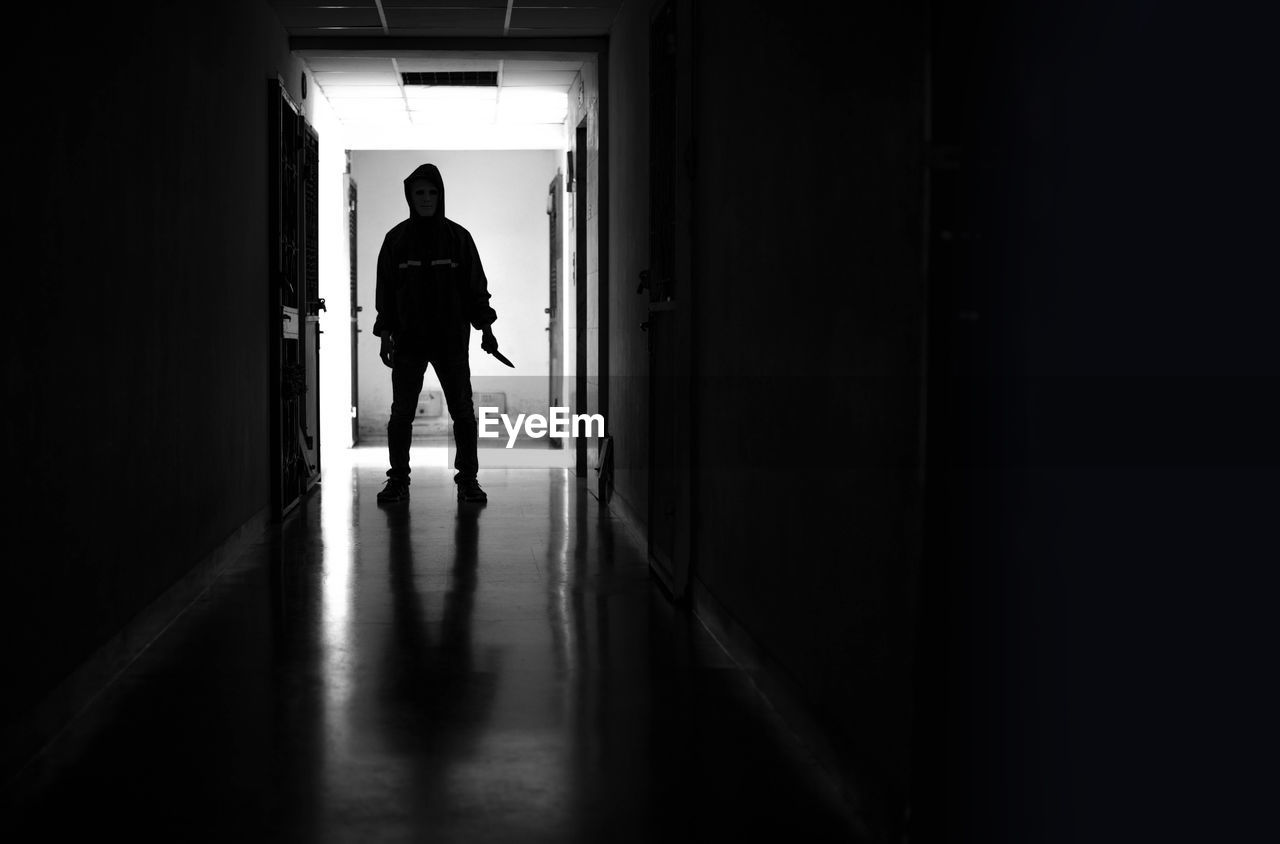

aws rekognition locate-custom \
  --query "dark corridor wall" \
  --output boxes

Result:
[608,0,928,833]
[916,1,1280,841]
[2,1,305,740]
[607,1,1280,839]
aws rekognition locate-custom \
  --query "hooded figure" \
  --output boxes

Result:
[372,163,497,353]
[373,163,499,504]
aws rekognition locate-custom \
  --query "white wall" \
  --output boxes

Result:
[301,80,353,453]
[352,149,563,441]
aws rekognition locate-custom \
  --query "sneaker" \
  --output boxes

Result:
[377,478,410,504]
[456,477,487,503]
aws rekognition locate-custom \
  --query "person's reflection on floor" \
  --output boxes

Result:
[380,503,495,824]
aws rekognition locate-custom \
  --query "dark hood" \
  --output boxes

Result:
[404,162,445,222]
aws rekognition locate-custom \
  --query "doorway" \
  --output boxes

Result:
[295,47,605,475]
[348,149,569,463]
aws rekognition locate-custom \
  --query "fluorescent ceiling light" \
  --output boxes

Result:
[405,100,496,114]
[403,86,498,102]
[338,113,412,127]
[499,89,568,109]
[333,99,407,111]
[496,89,568,123]
[410,103,497,126]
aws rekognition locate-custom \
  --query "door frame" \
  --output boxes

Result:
[344,171,359,446]
[547,171,565,447]
[645,0,695,599]
[574,120,591,478]
[289,38,609,482]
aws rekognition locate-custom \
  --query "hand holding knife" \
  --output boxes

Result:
[481,327,515,367]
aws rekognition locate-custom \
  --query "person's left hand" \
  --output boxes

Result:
[481,328,499,355]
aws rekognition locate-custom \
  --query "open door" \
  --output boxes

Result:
[645,0,694,598]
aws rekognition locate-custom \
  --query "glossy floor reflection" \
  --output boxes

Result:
[6,449,860,842]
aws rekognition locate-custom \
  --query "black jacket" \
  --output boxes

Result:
[372,163,497,354]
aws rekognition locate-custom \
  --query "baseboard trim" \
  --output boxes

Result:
[594,487,883,838]
[597,485,647,545]
[1,506,271,792]
[688,575,887,839]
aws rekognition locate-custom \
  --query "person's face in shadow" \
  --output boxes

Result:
[409,179,439,218]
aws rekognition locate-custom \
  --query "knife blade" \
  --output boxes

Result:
[488,348,515,368]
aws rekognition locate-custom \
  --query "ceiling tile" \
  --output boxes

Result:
[499,70,578,88]
[312,71,401,86]
[331,98,407,109]
[404,87,498,102]
[501,59,585,73]
[395,58,502,73]
[410,102,497,124]
[338,115,412,128]
[507,6,618,33]
[512,0,623,8]
[304,57,398,72]
[380,0,505,7]
[315,85,404,98]
[383,8,507,32]
[268,0,377,7]
[382,27,506,37]
[271,8,383,28]
[285,27,386,35]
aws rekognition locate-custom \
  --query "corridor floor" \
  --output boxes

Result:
[5,448,859,842]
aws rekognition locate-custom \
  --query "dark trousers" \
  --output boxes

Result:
[387,347,478,483]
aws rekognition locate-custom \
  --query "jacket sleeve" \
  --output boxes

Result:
[462,230,498,330]
[372,232,397,338]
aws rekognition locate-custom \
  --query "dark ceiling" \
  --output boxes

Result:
[267,0,625,38]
